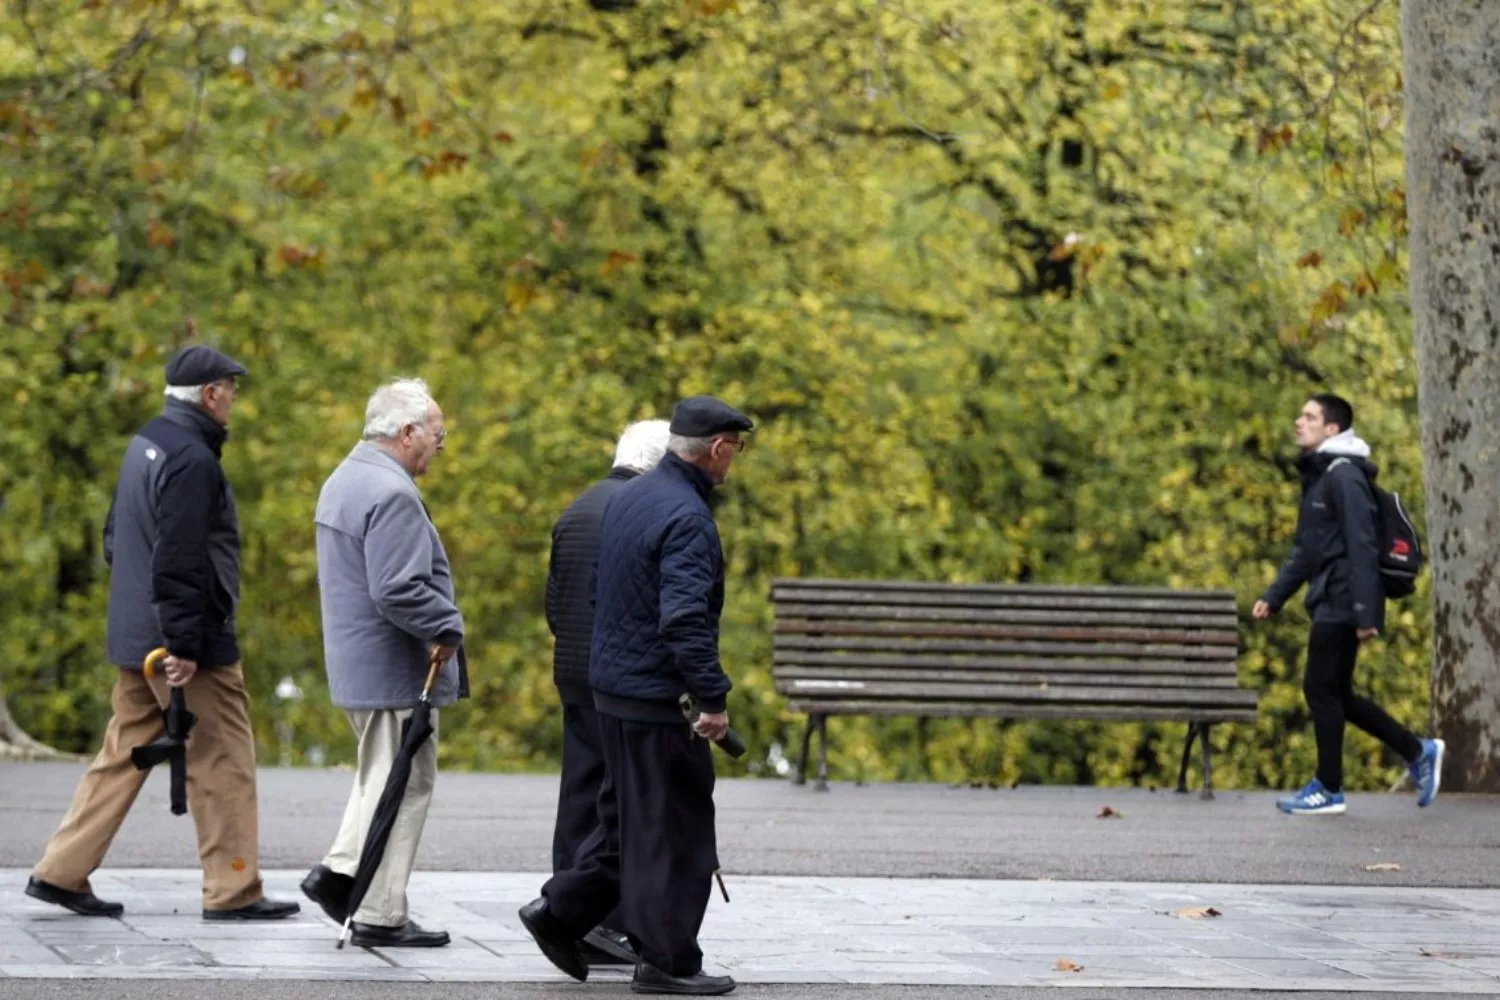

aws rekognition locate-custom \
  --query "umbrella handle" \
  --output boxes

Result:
[143,647,171,679]
[421,649,444,699]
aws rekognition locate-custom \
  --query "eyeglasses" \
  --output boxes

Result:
[717,436,746,453]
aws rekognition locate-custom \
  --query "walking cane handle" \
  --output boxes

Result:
[143,647,171,679]
[422,648,444,696]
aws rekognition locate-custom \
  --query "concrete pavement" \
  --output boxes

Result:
[4,763,1497,887]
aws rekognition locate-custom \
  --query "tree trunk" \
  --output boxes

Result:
[0,683,73,760]
[1403,0,1500,791]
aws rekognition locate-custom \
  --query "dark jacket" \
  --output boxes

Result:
[589,453,732,717]
[105,399,242,669]
[1262,446,1384,631]
[546,466,640,703]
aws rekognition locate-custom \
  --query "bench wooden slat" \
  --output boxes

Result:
[785,699,1259,724]
[772,587,1235,615]
[774,603,1238,629]
[775,634,1239,660]
[773,578,1235,600]
[774,667,1243,689]
[777,619,1238,646]
[775,652,1240,676]
[777,679,1256,707]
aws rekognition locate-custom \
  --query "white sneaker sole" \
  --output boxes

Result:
[1287,803,1346,815]
[1420,739,1446,807]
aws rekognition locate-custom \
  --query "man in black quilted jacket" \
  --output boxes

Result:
[544,418,670,968]
[520,396,751,997]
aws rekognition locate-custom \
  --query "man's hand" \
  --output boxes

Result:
[429,643,457,670]
[163,656,198,687]
[694,711,729,742]
[1357,627,1380,643]
[1252,600,1273,620]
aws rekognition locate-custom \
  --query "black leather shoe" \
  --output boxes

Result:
[632,962,736,996]
[350,920,450,948]
[300,865,354,924]
[25,877,123,918]
[582,924,637,966]
[518,896,588,982]
[203,897,300,921]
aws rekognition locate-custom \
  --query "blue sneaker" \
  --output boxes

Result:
[1413,738,1445,808]
[1277,778,1346,815]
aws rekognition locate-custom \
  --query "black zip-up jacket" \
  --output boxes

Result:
[546,466,640,704]
[1261,449,1384,631]
[589,453,732,717]
[104,399,242,669]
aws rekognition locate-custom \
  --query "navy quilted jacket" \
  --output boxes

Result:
[589,453,732,713]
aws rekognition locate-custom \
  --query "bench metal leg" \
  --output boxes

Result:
[1199,723,1215,801]
[814,714,830,792]
[1175,723,1198,794]
[794,715,815,786]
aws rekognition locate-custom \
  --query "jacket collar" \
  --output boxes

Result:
[350,440,417,484]
[161,398,228,457]
[660,452,715,501]
[607,465,640,482]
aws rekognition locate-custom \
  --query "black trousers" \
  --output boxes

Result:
[552,699,623,930]
[1305,622,1423,792]
[544,713,718,977]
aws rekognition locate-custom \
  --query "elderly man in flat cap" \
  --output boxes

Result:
[519,396,752,997]
[26,345,299,922]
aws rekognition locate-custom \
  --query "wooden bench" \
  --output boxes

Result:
[771,578,1256,798]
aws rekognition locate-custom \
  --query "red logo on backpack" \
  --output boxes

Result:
[1390,539,1412,560]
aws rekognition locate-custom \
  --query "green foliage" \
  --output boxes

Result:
[0,1,1424,790]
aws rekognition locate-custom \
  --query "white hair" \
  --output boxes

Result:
[614,420,671,472]
[363,378,436,440]
[667,434,713,459]
[164,384,207,404]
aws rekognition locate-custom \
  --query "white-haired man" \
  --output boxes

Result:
[300,378,465,948]
[545,419,671,968]
[28,345,298,923]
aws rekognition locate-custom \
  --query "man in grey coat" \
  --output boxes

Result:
[299,378,465,949]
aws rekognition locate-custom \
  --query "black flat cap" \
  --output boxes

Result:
[164,345,248,387]
[669,395,754,438]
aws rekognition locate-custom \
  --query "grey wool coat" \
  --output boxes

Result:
[315,441,467,710]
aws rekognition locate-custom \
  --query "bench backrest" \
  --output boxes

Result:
[771,578,1255,723]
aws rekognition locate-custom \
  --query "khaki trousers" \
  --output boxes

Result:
[322,708,438,927]
[33,665,264,911]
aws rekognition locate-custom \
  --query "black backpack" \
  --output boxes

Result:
[1331,458,1423,599]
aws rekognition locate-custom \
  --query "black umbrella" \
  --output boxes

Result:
[132,648,196,816]
[336,651,445,949]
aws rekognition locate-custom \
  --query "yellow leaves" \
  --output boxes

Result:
[420,151,469,180]
[1311,281,1348,324]
[1055,959,1085,973]
[1255,123,1295,154]
[602,250,638,277]
[268,165,326,198]
[146,219,176,248]
[1351,270,1380,298]
[275,245,325,271]
[1296,250,1323,269]
[1337,206,1366,236]
[3,259,45,294]
[336,30,366,51]
[504,281,538,314]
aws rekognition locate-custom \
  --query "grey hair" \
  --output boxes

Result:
[666,434,713,459]
[614,420,671,472]
[164,384,207,404]
[362,378,435,440]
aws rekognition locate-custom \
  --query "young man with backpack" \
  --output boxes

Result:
[1253,393,1443,815]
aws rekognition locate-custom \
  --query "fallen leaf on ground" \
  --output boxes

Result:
[1364,862,1402,872]
[1055,958,1085,973]
[1175,906,1222,919]
[1097,806,1122,819]
[1420,948,1463,960]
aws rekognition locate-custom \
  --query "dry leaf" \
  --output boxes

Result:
[1055,958,1084,973]
[1175,906,1222,920]
[1364,862,1402,872]
[1420,947,1463,960]
[1097,805,1122,819]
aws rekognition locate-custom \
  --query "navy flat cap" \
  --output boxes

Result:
[164,345,248,387]
[669,396,754,438]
